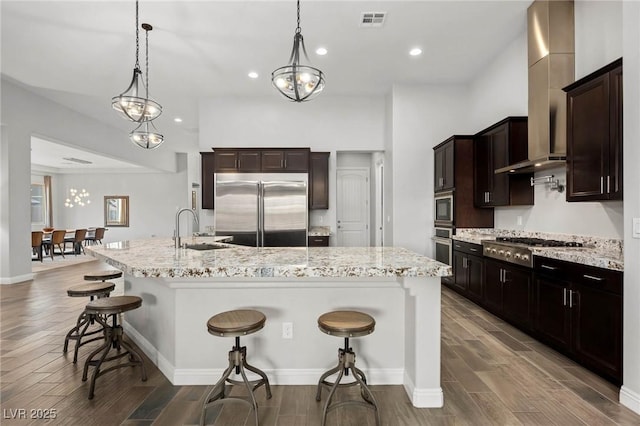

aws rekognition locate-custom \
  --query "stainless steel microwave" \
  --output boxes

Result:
[434,191,453,227]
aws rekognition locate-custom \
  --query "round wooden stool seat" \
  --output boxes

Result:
[318,311,375,338]
[84,271,123,281]
[85,295,141,315]
[207,309,266,337]
[67,282,115,298]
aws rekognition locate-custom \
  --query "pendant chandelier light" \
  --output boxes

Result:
[112,1,162,122]
[130,23,164,149]
[271,0,325,102]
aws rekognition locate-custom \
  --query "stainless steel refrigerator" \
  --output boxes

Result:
[214,173,308,247]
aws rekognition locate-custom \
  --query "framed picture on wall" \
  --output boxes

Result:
[104,195,129,227]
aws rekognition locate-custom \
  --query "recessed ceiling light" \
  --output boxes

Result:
[248,71,259,79]
[174,117,183,123]
[409,48,422,56]
[316,47,328,56]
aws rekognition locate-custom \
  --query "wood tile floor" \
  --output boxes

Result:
[1,260,639,425]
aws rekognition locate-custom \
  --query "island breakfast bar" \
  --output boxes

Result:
[86,238,451,408]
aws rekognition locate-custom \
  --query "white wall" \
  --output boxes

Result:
[391,84,469,256]
[197,95,386,236]
[51,165,188,243]
[621,0,640,414]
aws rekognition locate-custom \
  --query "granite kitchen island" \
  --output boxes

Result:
[86,238,451,408]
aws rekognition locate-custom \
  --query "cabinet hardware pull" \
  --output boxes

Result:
[563,288,567,306]
[607,175,610,194]
[583,274,604,282]
[600,176,604,194]
[470,248,478,252]
[541,265,558,270]
[235,159,239,169]
[569,290,574,308]
[280,159,284,168]
[455,244,461,248]
[284,159,287,169]
[503,270,509,283]
[499,268,504,283]
[313,239,323,242]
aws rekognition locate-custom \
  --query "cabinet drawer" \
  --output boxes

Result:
[308,236,329,247]
[534,256,622,295]
[452,241,482,256]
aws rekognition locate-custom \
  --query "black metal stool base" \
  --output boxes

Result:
[81,314,146,399]
[63,311,107,363]
[316,338,380,426]
[200,337,272,426]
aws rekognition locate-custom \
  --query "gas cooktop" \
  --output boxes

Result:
[482,237,584,268]
[495,237,583,248]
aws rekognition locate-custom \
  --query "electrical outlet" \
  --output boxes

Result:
[282,322,293,339]
[633,218,640,239]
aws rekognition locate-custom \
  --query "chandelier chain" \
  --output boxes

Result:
[135,0,140,69]
[145,27,149,98]
[296,0,301,33]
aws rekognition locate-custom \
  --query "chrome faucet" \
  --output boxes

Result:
[175,208,199,249]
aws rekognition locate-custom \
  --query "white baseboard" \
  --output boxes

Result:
[0,273,34,285]
[620,385,640,415]
[403,371,444,408]
[123,321,175,382]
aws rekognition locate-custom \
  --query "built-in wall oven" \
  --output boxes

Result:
[434,191,453,228]
[433,227,452,263]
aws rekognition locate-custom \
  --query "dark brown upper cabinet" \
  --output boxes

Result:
[212,149,261,173]
[564,58,623,202]
[433,136,494,228]
[201,152,215,209]
[474,117,534,207]
[309,152,329,209]
[261,149,309,172]
[434,141,454,192]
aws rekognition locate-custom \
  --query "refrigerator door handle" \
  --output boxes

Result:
[259,182,265,247]
[256,183,261,247]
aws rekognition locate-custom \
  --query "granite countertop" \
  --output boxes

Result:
[85,237,451,279]
[308,226,332,237]
[451,229,623,271]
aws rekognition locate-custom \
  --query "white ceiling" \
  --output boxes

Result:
[2,0,530,168]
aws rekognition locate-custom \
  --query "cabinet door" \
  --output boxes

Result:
[502,265,532,329]
[201,153,215,209]
[309,152,329,209]
[467,255,483,302]
[608,65,623,200]
[284,150,309,172]
[566,73,609,200]
[572,284,622,383]
[237,151,261,172]
[474,135,491,207]
[261,150,285,171]
[308,236,329,246]
[434,146,445,191]
[214,151,239,172]
[489,126,510,206]
[483,260,503,313]
[443,142,454,191]
[453,251,468,293]
[533,275,571,350]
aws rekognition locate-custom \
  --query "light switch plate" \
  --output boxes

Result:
[633,218,640,239]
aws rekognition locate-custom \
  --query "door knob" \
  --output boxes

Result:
[338,225,341,229]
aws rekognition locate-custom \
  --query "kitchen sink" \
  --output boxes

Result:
[184,243,228,251]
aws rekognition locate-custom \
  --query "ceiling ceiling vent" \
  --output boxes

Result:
[62,157,93,165]
[360,12,386,28]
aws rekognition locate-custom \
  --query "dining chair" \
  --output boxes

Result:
[43,230,67,260]
[31,231,44,262]
[65,229,87,255]
[85,227,105,245]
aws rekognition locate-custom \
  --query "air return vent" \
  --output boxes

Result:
[62,157,93,165]
[360,12,386,27]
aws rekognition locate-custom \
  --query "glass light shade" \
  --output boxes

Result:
[112,68,162,122]
[272,32,325,102]
[130,120,164,150]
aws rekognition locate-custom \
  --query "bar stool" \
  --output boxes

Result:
[200,309,272,426]
[84,271,123,282]
[315,310,380,426]
[82,295,146,399]
[63,282,115,363]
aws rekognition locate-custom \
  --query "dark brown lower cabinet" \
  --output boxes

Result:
[451,241,483,303]
[484,259,532,330]
[534,257,622,384]
[308,236,329,247]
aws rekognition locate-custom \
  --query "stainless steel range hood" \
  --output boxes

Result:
[496,0,575,174]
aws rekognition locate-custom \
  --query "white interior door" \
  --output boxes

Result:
[336,168,370,247]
